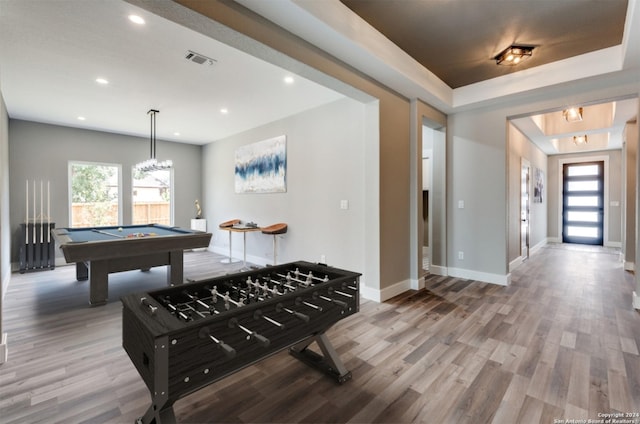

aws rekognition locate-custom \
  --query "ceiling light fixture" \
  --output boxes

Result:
[128,14,145,25]
[284,76,294,84]
[563,107,583,122]
[494,45,534,66]
[220,108,228,114]
[135,109,173,172]
[573,135,588,145]
[95,77,109,85]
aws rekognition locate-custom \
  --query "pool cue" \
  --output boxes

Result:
[40,180,43,243]
[25,180,28,244]
[36,180,42,267]
[47,181,50,243]
[91,229,125,238]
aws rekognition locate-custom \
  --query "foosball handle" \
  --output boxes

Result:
[332,299,348,310]
[218,341,237,358]
[251,332,271,348]
[292,311,310,323]
[198,326,237,359]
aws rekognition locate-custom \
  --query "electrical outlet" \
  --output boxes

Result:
[458,251,464,260]
[320,254,326,263]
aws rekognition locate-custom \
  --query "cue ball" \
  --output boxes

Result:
[118,227,123,232]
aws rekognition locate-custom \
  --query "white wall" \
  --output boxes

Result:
[203,98,366,276]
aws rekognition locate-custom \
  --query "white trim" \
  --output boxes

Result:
[624,261,636,272]
[633,291,640,310]
[448,267,511,286]
[359,278,413,303]
[530,238,548,255]
[557,156,610,245]
[411,275,426,291]
[0,333,7,365]
[429,265,448,276]
[509,256,524,273]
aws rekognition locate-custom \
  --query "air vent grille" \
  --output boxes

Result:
[185,50,217,66]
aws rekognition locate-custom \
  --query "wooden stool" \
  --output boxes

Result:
[261,223,287,265]
[219,219,240,264]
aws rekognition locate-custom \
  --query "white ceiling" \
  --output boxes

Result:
[1,0,639,153]
[0,0,344,145]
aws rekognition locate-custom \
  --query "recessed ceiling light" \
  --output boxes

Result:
[128,15,145,25]
[174,132,180,136]
[284,76,295,84]
[220,108,228,114]
[77,116,86,121]
[95,77,109,85]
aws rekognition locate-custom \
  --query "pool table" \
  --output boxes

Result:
[52,224,212,306]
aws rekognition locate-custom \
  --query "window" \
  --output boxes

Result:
[69,162,121,227]
[132,168,172,225]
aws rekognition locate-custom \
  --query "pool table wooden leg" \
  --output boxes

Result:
[76,262,89,281]
[167,250,183,285]
[89,260,109,306]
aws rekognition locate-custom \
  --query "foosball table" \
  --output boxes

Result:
[121,261,361,424]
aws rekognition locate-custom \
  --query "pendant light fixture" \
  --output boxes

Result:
[135,109,173,172]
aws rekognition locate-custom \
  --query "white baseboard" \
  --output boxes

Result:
[0,332,7,364]
[429,265,447,276]
[509,256,524,273]
[605,241,622,248]
[360,278,412,303]
[448,267,511,286]
[633,291,640,310]
[624,261,636,272]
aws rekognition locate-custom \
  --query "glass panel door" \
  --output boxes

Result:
[562,161,604,245]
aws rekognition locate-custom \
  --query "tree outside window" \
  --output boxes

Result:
[69,162,120,227]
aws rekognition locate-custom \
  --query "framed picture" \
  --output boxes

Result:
[235,135,287,193]
[534,167,544,203]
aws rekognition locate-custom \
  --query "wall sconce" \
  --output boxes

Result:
[573,135,588,145]
[494,45,534,65]
[563,107,583,122]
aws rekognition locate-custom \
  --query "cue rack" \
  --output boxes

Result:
[19,180,55,273]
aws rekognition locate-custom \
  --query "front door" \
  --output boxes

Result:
[562,161,604,245]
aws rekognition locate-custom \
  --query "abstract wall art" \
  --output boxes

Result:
[235,135,287,193]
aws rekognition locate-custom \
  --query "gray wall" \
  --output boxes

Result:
[203,98,366,274]
[624,121,638,268]
[547,150,622,246]
[8,120,202,266]
[0,84,9,362]
[446,73,638,283]
[508,123,548,265]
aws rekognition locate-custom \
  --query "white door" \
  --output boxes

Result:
[521,160,530,260]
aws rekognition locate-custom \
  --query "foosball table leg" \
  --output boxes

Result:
[136,336,175,424]
[137,405,176,424]
[289,332,352,384]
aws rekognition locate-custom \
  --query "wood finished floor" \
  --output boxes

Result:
[1,246,639,423]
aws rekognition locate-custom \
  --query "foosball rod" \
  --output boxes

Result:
[228,318,270,347]
[198,327,236,358]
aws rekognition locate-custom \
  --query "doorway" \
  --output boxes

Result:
[562,161,604,245]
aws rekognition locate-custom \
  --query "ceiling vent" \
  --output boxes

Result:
[185,50,216,66]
